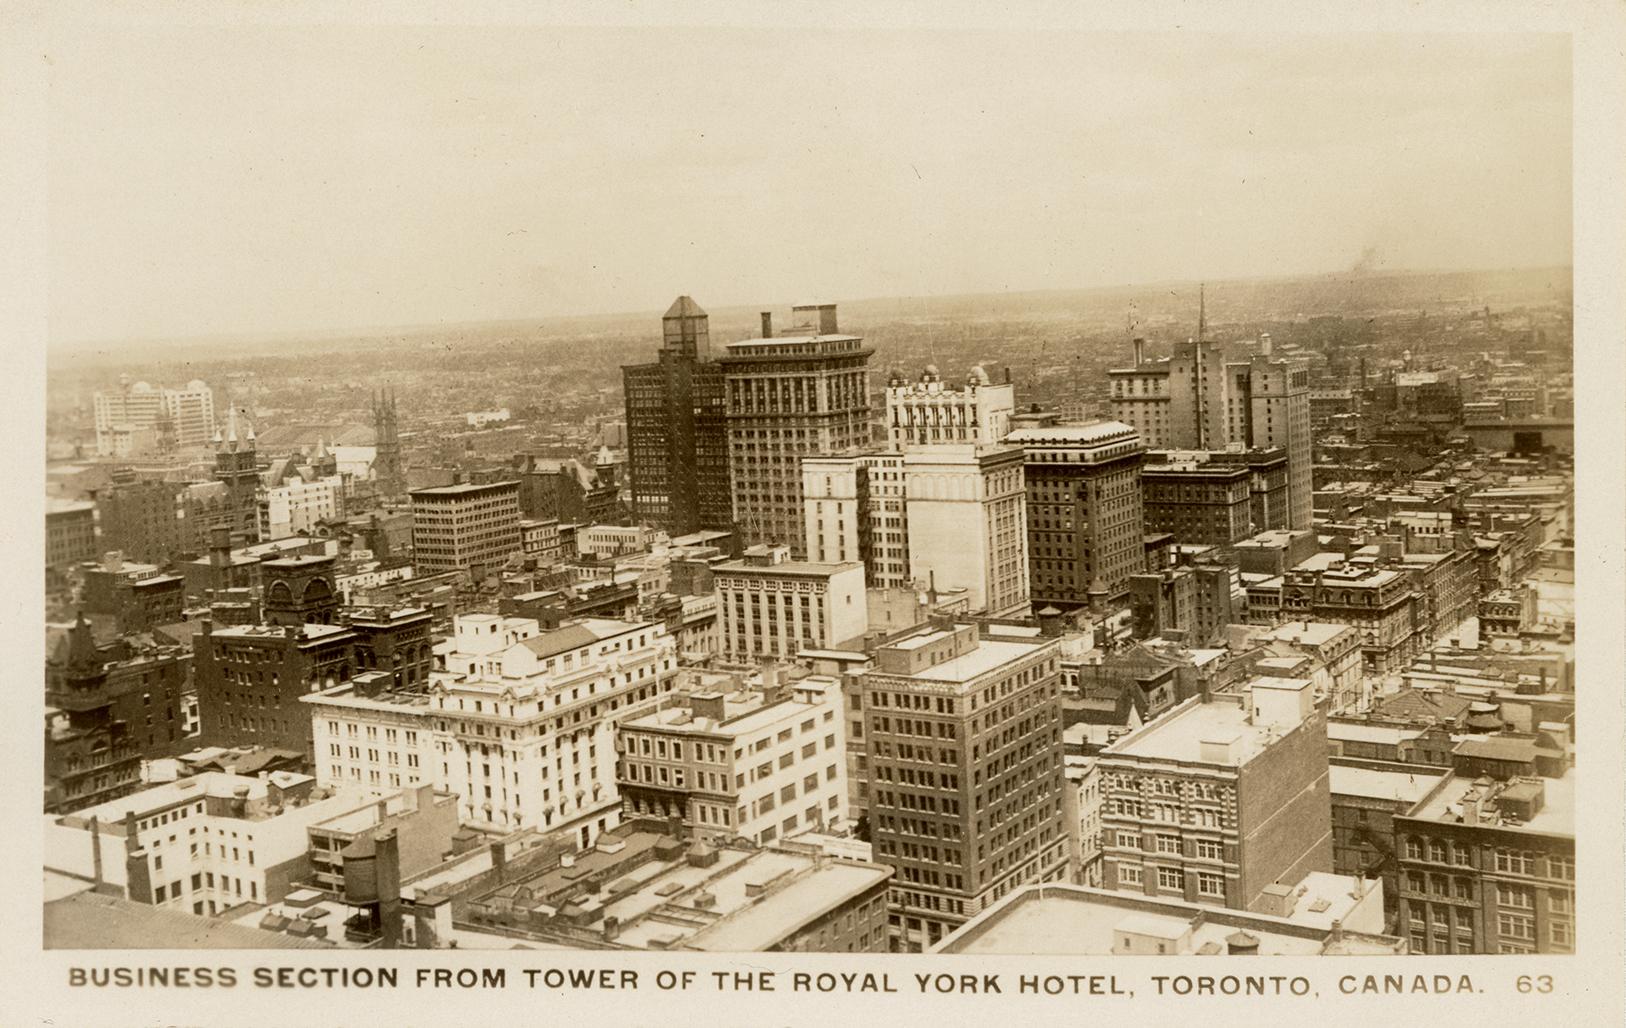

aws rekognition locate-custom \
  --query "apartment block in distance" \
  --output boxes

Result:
[1006,421,1146,611]
[1096,676,1333,914]
[719,303,873,555]
[615,664,848,844]
[857,621,1068,951]
[409,480,522,574]
[714,545,867,664]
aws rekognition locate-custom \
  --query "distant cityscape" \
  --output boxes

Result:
[43,267,1575,956]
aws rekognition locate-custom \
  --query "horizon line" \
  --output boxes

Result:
[47,260,1574,355]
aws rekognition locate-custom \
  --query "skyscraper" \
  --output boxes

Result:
[720,303,873,556]
[1109,328,1311,529]
[623,296,732,534]
[858,621,1068,951]
[1006,420,1146,610]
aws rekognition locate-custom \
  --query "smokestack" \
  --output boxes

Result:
[760,312,773,338]
[89,816,103,887]
[1132,337,1145,366]
[1259,332,1272,356]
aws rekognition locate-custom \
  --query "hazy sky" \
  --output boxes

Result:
[47,26,1571,344]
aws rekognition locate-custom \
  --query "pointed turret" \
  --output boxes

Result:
[66,611,100,671]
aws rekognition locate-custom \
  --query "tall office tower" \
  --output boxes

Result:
[858,621,1068,951]
[802,452,910,589]
[623,296,733,534]
[213,407,261,545]
[371,387,405,500]
[884,365,1014,449]
[1096,677,1332,914]
[409,480,522,574]
[1110,327,1311,529]
[1005,421,1146,611]
[1233,339,1313,531]
[720,302,873,555]
[902,445,1030,616]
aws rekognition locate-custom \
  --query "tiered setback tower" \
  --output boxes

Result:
[720,304,873,556]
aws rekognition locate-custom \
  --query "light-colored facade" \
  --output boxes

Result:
[714,545,868,664]
[43,771,415,914]
[802,453,910,589]
[94,379,217,455]
[409,481,522,573]
[1264,621,1364,714]
[616,669,849,843]
[308,614,682,848]
[306,679,440,792]
[1096,678,1332,914]
[884,366,1014,449]
[424,614,681,844]
[259,474,344,540]
[903,444,1030,615]
[578,524,652,558]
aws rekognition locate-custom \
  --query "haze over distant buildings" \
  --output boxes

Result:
[48,27,1569,347]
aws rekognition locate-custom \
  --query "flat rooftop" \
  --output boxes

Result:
[935,885,1400,956]
[715,558,862,577]
[1330,763,1449,805]
[1328,721,1426,745]
[682,859,891,952]
[1268,621,1353,646]
[1106,696,1295,766]
[46,891,331,950]
[894,637,1046,684]
[212,622,353,643]
[1409,770,1573,837]
[410,481,518,496]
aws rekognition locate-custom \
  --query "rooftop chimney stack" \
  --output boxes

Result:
[760,312,773,338]
[1132,337,1146,366]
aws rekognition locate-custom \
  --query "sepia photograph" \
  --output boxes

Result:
[5,2,1623,1025]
